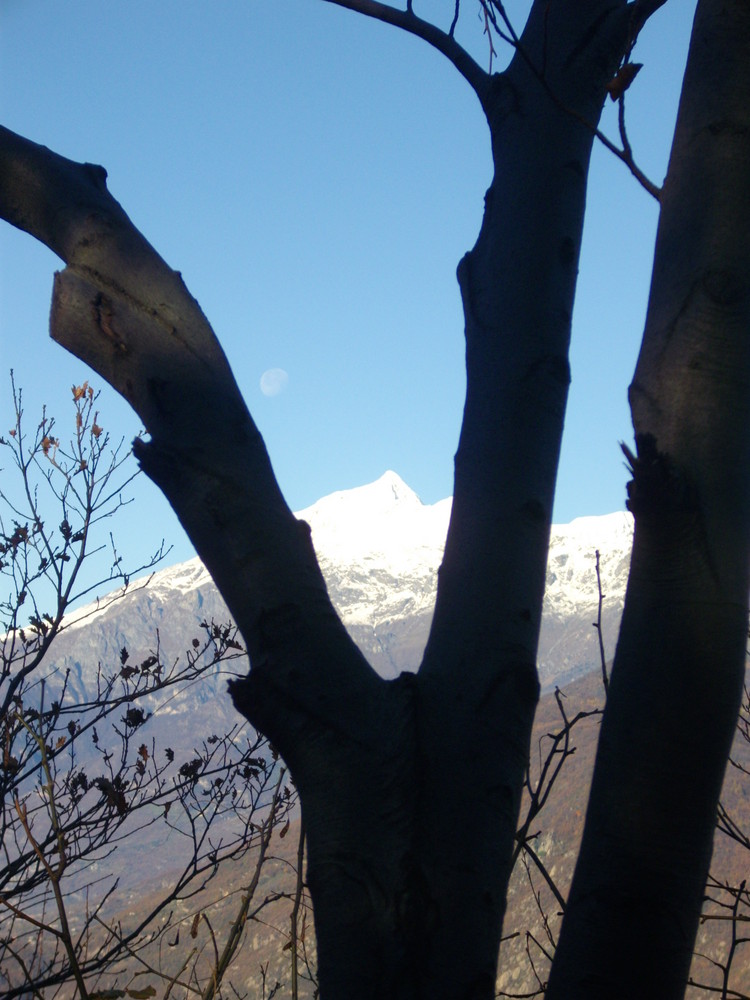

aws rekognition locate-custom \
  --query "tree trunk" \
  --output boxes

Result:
[547,2,750,997]
[412,2,636,992]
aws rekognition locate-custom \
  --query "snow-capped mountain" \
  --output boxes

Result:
[294,471,633,684]
[294,472,452,677]
[52,471,633,701]
[540,509,633,686]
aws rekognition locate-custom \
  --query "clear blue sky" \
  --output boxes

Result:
[1,1,694,577]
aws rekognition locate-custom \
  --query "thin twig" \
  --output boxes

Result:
[593,550,609,694]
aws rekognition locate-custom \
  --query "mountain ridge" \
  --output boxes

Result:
[56,471,633,695]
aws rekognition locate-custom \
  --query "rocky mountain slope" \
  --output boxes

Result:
[54,470,634,706]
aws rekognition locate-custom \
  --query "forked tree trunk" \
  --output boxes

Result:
[547,2,750,997]
[0,0,720,997]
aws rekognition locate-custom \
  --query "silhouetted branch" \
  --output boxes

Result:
[320,0,490,101]
[593,550,609,694]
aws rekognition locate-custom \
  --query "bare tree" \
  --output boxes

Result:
[688,677,750,1000]
[0,386,295,998]
[0,0,748,997]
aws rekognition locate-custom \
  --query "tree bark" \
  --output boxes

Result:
[547,2,750,997]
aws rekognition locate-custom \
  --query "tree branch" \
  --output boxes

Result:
[629,0,670,42]
[0,125,380,756]
[320,0,491,105]
[479,0,665,199]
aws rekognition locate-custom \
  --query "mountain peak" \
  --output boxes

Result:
[369,470,422,506]
[297,471,423,523]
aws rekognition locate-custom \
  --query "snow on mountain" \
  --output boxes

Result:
[545,512,633,614]
[49,472,634,699]
[295,471,633,684]
[297,471,450,632]
[298,472,632,685]
[540,511,633,686]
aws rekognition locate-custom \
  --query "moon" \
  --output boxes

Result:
[259,368,289,397]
